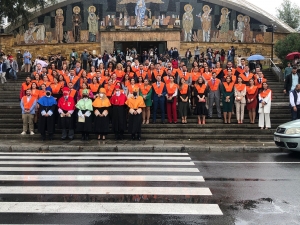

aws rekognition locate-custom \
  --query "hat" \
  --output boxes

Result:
[46,87,52,92]
[62,87,70,93]
[115,85,120,90]
[82,89,89,95]
[99,88,106,94]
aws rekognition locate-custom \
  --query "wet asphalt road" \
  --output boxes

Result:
[0,151,299,225]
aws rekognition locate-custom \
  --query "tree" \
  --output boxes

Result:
[276,0,300,30]
[274,33,300,66]
[0,0,55,25]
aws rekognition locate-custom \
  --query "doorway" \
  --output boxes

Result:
[114,41,167,56]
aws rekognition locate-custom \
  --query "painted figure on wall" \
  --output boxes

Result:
[182,4,194,42]
[24,22,38,44]
[36,24,45,42]
[72,6,82,42]
[217,8,230,33]
[244,16,251,42]
[197,5,212,42]
[88,6,99,42]
[135,0,146,27]
[55,9,64,43]
[234,14,244,42]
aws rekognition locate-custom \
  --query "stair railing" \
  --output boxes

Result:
[269,58,283,82]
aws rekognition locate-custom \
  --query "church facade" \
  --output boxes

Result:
[0,0,294,60]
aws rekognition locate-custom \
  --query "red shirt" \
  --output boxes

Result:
[110,93,127,106]
[58,96,75,111]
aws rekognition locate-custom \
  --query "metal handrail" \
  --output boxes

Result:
[269,58,281,72]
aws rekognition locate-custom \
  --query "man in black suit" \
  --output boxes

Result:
[284,66,300,94]
[0,58,7,84]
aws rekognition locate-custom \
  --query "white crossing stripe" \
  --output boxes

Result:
[0,161,194,165]
[0,186,211,195]
[0,175,205,182]
[0,156,191,160]
[0,152,189,155]
[0,167,199,172]
[0,202,223,215]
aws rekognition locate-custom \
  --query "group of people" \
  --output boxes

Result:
[19,52,274,141]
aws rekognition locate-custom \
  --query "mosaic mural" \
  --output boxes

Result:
[12,0,272,45]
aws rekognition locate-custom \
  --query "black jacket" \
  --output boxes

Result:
[284,73,300,92]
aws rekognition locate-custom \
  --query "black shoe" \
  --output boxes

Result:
[81,134,85,141]
[137,136,141,141]
[161,121,166,124]
[131,134,135,141]
[152,121,156,124]
[61,137,66,140]
[207,117,212,119]
[85,135,89,141]
[69,137,74,140]
[218,116,222,119]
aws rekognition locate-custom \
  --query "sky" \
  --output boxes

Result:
[249,0,300,16]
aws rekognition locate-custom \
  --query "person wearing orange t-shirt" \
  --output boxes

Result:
[194,76,208,124]
[222,76,235,124]
[234,77,246,124]
[239,65,254,85]
[152,75,167,124]
[139,78,152,124]
[178,77,190,124]
[20,76,32,100]
[165,76,178,124]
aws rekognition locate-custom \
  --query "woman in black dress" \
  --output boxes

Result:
[194,76,208,124]
[92,88,111,140]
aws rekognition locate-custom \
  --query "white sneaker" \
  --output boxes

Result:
[21,131,26,135]
[30,131,35,135]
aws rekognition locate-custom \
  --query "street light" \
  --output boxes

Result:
[267,23,277,61]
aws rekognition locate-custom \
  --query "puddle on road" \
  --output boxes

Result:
[230,198,273,210]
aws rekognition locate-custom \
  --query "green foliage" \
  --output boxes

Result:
[276,0,300,30]
[274,33,300,66]
[0,0,55,25]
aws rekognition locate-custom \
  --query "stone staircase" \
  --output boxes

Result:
[0,70,290,141]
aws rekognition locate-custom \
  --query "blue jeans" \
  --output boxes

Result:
[9,70,17,80]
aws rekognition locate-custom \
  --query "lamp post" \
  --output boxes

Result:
[269,23,277,62]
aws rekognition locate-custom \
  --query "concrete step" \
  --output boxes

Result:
[0,133,273,140]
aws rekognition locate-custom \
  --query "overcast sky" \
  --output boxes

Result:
[249,0,300,16]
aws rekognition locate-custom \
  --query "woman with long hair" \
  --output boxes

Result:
[139,78,152,124]
[178,77,190,124]
[194,76,208,124]
[258,82,272,129]
[165,76,178,124]
[115,63,125,82]
[222,76,235,124]
[234,77,246,124]
[89,77,100,97]
[246,78,258,124]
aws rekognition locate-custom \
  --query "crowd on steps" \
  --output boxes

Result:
[1,46,287,141]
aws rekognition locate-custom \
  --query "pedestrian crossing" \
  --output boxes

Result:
[0,152,223,223]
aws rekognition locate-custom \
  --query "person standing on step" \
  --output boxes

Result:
[37,87,57,141]
[152,74,166,124]
[234,77,246,124]
[258,82,272,129]
[0,58,7,84]
[284,66,300,94]
[194,76,208,124]
[20,89,37,135]
[110,85,127,140]
[140,78,152,124]
[58,87,76,140]
[289,84,300,120]
[222,76,235,124]
[178,77,190,124]
[93,88,111,140]
[75,89,93,141]
[23,50,32,73]
[165,75,178,124]
[126,88,146,141]
[246,78,258,124]
[207,72,222,119]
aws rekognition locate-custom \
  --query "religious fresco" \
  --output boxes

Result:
[11,0,273,45]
